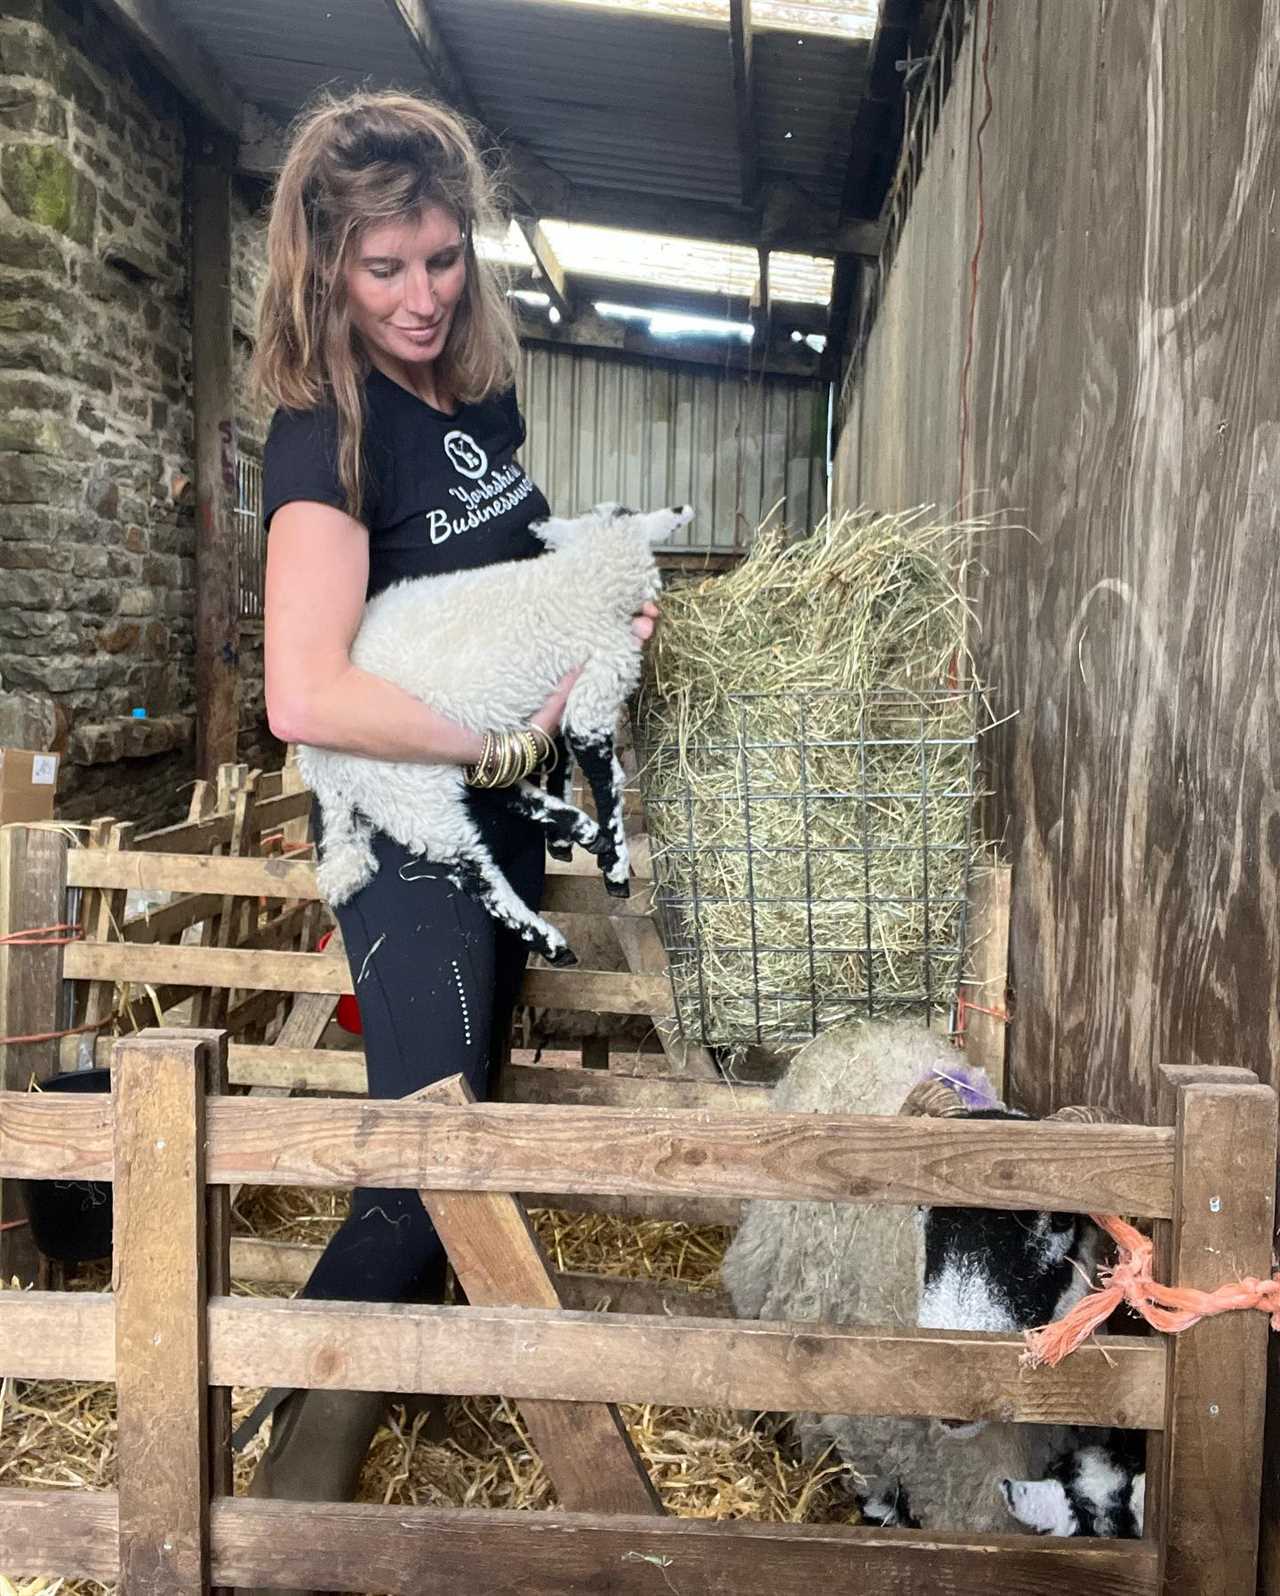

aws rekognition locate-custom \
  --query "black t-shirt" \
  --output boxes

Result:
[262,368,550,597]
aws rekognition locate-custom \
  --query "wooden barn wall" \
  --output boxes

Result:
[518,343,829,546]
[833,0,1280,1124]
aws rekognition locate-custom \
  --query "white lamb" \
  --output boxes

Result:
[297,502,692,965]
[721,1018,1103,1534]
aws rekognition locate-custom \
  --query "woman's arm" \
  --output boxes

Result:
[265,502,579,761]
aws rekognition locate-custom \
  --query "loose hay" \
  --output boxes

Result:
[636,506,991,1046]
[2,1188,856,1595]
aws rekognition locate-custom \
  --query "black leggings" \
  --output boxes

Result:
[302,799,545,1304]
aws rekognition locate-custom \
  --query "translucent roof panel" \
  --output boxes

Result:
[500,0,879,39]
[479,221,833,305]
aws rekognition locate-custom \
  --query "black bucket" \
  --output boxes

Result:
[20,1068,113,1264]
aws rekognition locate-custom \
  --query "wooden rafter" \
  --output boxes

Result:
[729,0,758,207]
[516,219,575,323]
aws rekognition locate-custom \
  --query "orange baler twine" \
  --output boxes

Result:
[0,923,103,1046]
[1023,1212,1280,1367]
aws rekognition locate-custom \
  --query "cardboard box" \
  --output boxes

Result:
[0,747,60,825]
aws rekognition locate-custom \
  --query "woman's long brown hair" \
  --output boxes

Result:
[253,90,519,518]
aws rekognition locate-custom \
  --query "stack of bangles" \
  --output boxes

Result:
[464,724,557,788]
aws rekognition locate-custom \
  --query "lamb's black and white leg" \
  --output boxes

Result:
[543,735,575,861]
[563,725,630,897]
[442,818,577,966]
[491,780,608,858]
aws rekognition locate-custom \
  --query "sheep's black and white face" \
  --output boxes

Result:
[1001,1441,1146,1538]
[917,1110,1099,1342]
[919,1204,1092,1336]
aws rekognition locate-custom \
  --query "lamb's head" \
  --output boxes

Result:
[900,1080,1117,1434]
[530,501,694,551]
[1001,1435,1146,1538]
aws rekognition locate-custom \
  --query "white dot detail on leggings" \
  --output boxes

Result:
[450,959,473,1048]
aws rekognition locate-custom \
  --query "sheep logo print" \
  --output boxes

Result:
[426,431,536,545]
[443,430,488,479]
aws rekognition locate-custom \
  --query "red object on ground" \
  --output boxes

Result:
[317,929,364,1035]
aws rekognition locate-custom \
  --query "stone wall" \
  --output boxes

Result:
[0,0,281,824]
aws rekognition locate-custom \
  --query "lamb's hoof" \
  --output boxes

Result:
[604,875,631,899]
[546,839,573,862]
[543,944,578,968]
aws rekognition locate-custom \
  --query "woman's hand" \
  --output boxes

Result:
[530,668,582,738]
[630,601,660,645]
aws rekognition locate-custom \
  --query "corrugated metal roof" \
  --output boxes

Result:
[179,0,427,122]
[433,0,870,216]
[432,0,743,209]
[499,1,878,40]
[178,0,860,304]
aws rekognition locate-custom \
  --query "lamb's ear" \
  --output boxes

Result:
[530,516,580,550]
[635,504,694,545]
[1000,1478,1077,1536]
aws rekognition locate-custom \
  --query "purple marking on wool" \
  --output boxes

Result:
[916,1062,1001,1111]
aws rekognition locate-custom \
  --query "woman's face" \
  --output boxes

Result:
[343,204,467,372]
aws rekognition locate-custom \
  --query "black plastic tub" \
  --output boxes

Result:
[19,1068,112,1264]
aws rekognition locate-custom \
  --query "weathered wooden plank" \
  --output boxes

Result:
[63,941,671,1014]
[131,812,236,855]
[0,1488,1163,1593]
[210,1496,1159,1595]
[1159,1076,1276,1596]
[541,873,653,915]
[122,892,224,945]
[68,850,321,898]
[192,141,239,779]
[0,1093,1178,1215]
[66,850,649,909]
[0,1488,119,1581]
[0,824,69,1282]
[611,912,720,1077]
[0,1289,114,1378]
[246,788,313,833]
[202,1297,1165,1431]
[113,1031,214,1594]
[226,1042,365,1093]
[498,1061,770,1112]
[416,1074,661,1514]
[517,967,672,1016]
[959,860,1011,1093]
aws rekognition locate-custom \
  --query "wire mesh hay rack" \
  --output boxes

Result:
[636,685,981,1047]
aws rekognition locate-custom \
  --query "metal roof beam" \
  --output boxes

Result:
[507,267,829,332]
[88,0,243,138]
[561,184,883,257]
[382,0,576,216]
[729,0,759,207]
[516,220,575,323]
[514,303,822,379]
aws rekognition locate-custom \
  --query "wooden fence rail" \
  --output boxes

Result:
[0,1031,1274,1594]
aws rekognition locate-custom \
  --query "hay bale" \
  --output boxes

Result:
[636,507,989,1046]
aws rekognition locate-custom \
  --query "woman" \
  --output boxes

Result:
[243,89,657,1531]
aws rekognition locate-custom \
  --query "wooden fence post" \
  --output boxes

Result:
[1157,1069,1276,1595]
[113,1029,218,1595]
[0,824,69,1283]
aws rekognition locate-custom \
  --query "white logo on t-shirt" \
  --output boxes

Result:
[444,430,488,479]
